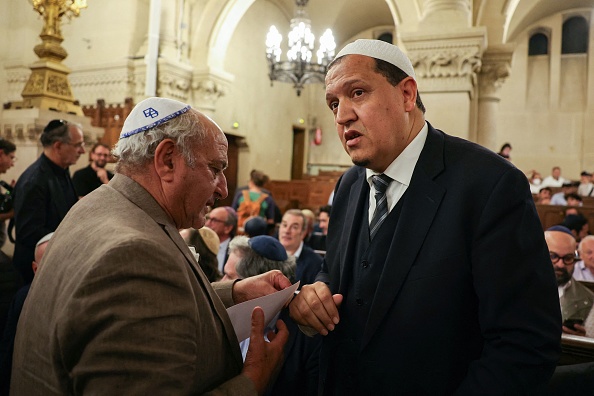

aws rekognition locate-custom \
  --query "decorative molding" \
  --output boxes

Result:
[191,69,232,114]
[478,48,513,98]
[157,59,193,102]
[401,28,487,94]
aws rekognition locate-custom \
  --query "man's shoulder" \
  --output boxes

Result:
[300,244,323,262]
[567,279,594,301]
[15,156,53,190]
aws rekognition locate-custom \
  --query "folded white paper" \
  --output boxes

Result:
[227,281,300,342]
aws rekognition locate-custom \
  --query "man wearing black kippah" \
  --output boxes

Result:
[12,119,85,283]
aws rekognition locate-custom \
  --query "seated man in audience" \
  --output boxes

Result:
[223,235,320,396]
[551,182,579,205]
[279,209,323,286]
[545,226,594,337]
[574,235,594,282]
[307,205,331,252]
[561,214,590,243]
[537,187,553,205]
[566,193,583,207]
[0,232,53,394]
[542,166,570,188]
[205,206,237,274]
[578,171,594,197]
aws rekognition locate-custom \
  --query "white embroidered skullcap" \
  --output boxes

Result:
[333,39,416,80]
[119,97,192,139]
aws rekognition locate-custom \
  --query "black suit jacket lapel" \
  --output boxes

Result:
[361,124,446,349]
[333,168,368,295]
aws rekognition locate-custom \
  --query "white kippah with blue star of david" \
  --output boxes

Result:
[119,97,191,139]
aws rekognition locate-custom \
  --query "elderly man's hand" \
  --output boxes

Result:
[289,282,343,336]
[232,270,292,304]
[242,307,289,394]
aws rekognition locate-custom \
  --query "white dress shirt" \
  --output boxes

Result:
[217,238,230,273]
[366,122,428,224]
[572,261,594,282]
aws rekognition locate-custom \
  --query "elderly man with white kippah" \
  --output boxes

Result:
[288,39,561,394]
[11,97,291,395]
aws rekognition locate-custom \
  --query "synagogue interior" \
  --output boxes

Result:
[2,0,594,389]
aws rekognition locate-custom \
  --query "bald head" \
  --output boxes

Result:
[579,235,594,271]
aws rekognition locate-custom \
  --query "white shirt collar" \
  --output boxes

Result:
[293,241,304,259]
[366,121,428,187]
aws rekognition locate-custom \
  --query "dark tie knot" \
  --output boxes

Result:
[372,174,392,194]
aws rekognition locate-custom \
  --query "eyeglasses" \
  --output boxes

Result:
[550,251,580,266]
[205,215,225,224]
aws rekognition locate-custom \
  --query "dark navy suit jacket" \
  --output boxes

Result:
[13,154,77,283]
[316,123,561,395]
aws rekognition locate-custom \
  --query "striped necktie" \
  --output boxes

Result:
[369,174,393,240]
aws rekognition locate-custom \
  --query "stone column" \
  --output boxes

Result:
[401,28,486,140]
[477,47,513,151]
[400,0,485,140]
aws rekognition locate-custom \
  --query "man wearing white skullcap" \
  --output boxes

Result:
[12,97,290,395]
[289,39,560,394]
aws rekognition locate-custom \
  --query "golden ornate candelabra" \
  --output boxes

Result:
[17,0,88,115]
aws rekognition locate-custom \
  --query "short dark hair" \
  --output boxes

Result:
[373,59,426,114]
[0,139,16,155]
[40,119,73,147]
[91,142,110,153]
[222,206,238,237]
[561,214,588,234]
[319,205,332,216]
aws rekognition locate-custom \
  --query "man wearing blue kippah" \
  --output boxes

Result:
[545,226,594,337]
[289,39,561,395]
[12,97,291,395]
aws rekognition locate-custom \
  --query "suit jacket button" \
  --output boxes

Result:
[362,260,369,269]
[356,298,363,305]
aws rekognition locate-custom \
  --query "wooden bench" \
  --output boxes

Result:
[560,334,594,365]
[535,204,594,231]
[267,179,337,210]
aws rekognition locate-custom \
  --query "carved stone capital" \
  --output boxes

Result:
[157,59,193,102]
[191,68,233,114]
[478,47,513,98]
[401,28,487,94]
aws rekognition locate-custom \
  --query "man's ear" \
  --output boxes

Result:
[154,139,178,181]
[400,77,418,112]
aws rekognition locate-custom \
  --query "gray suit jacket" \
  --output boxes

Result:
[11,174,255,395]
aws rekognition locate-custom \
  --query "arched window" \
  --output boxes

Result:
[562,16,589,54]
[377,32,393,44]
[528,33,549,55]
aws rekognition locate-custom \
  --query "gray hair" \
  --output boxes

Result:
[112,109,206,172]
[284,209,308,231]
[228,235,296,280]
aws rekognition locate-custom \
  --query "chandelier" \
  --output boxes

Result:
[266,0,336,96]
